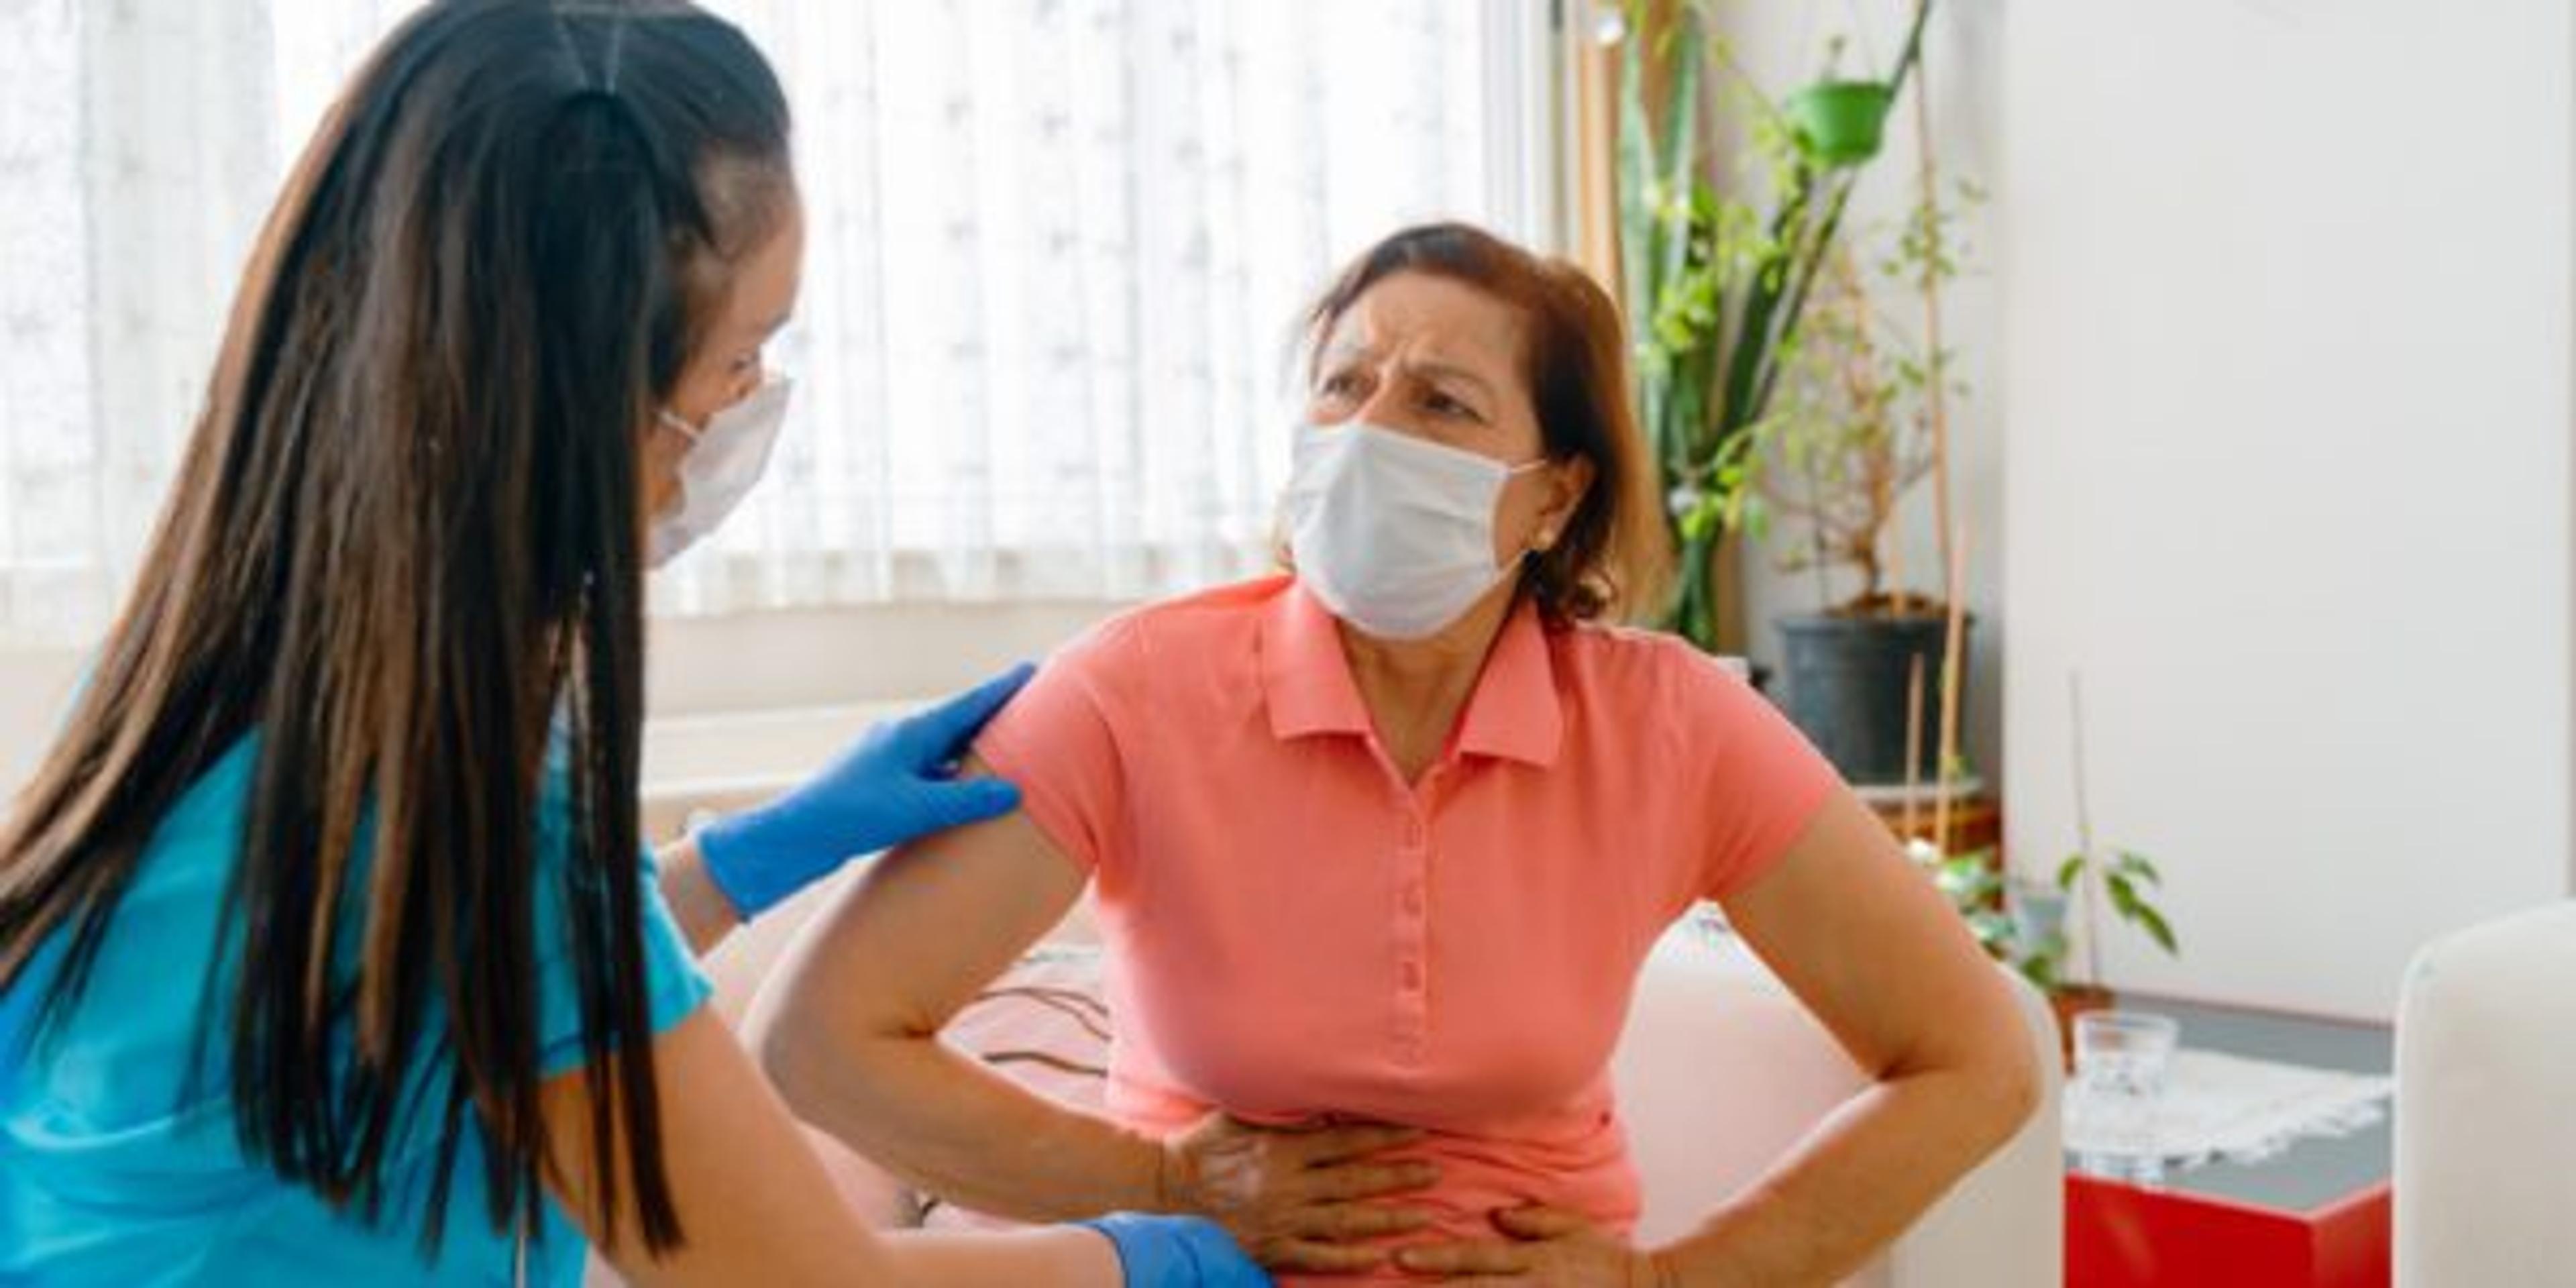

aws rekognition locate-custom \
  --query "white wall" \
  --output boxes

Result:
[1711,1,2010,788]
[1999,0,2574,1018]
[644,600,1121,718]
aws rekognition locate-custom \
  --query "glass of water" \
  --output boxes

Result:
[2070,1010,2180,1185]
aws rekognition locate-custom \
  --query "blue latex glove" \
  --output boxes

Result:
[1077,1214,1271,1287]
[696,663,1035,918]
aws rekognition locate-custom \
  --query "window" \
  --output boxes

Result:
[0,0,1554,643]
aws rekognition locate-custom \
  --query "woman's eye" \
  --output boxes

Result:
[1318,372,1361,398]
[1426,391,1481,420]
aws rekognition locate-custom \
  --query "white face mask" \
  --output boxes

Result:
[1281,421,1547,641]
[649,376,792,568]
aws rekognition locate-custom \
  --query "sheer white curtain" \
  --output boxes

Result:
[0,0,1546,643]
[0,1,280,645]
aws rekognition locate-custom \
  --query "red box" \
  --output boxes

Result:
[2066,1173,2391,1287]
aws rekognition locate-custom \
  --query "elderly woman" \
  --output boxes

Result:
[751,223,2037,1285]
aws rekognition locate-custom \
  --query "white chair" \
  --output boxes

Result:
[1613,924,2062,1287]
[2394,901,2576,1286]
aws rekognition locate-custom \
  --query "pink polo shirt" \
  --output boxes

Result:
[975,575,1838,1278]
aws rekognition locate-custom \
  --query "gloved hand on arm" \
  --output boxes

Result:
[695,663,1034,919]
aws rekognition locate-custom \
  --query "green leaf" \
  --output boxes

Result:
[2105,872,2139,917]
[2114,851,2162,885]
[2131,902,2180,956]
[2055,853,2086,890]
[1934,861,1998,910]
[1966,910,2012,953]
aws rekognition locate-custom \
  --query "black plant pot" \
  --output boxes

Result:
[1775,612,1972,786]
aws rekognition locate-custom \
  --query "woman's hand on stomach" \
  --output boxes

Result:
[1161,1113,1443,1275]
[1390,1205,1670,1287]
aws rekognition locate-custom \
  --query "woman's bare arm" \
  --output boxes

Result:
[743,797,1171,1220]
[538,1006,1120,1287]
[1654,788,2041,1287]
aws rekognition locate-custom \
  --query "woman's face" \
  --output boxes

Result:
[641,197,806,520]
[1305,272,1591,566]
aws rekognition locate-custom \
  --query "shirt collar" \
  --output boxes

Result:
[1453,596,1564,767]
[1258,580,1564,767]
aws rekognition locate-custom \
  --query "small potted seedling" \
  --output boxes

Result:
[2035,672,2178,1062]
[1915,673,2180,1066]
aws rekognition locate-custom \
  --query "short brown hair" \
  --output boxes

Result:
[1301,222,1668,624]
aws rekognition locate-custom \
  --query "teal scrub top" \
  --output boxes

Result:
[0,737,713,1285]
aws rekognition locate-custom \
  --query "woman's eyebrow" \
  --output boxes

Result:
[1319,339,1376,368]
[1315,344,1498,402]
[1402,359,1497,401]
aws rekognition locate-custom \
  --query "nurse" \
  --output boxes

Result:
[0,2,1260,1285]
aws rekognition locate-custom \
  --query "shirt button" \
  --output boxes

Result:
[1401,885,1426,914]
[1400,961,1424,990]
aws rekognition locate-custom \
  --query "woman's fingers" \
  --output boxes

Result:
[1393,1239,1534,1277]
[1283,1120,1425,1166]
[1263,1237,1396,1274]
[1489,1203,1590,1240]
[1291,1201,1433,1241]
[1293,1158,1442,1203]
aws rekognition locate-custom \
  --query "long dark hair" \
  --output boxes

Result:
[0,0,790,1258]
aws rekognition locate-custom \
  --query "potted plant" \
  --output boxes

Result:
[1782,78,1897,167]
[1750,204,1974,785]
[1612,1,1933,654]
